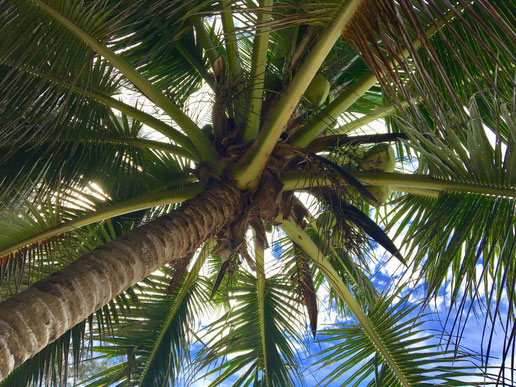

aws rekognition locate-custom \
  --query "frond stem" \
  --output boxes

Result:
[309,221,378,302]
[243,0,273,143]
[32,0,218,163]
[0,183,203,258]
[307,133,408,153]
[92,137,197,160]
[290,72,377,147]
[279,219,410,387]
[191,16,218,67]
[2,59,199,157]
[282,171,516,198]
[334,101,410,135]
[0,136,197,161]
[86,92,199,158]
[219,0,243,79]
[253,230,269,382]
[232,0,362,189]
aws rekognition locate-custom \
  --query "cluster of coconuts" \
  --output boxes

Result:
[358,144,396,206]
[302,73,396,206]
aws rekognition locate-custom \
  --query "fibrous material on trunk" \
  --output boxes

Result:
[0,183,244,380]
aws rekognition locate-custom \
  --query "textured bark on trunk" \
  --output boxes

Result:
[0,183,243,380]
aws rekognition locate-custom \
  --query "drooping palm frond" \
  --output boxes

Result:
[196,271,304,386]
[385,94,516,368]
[343,0,514,127]
[314,294,488,386]
[0,189,96,298]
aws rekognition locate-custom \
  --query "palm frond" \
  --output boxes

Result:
[107,1,211,103]
[197,272,304,386]
[0,2,118,151]
[314,294,489,386]
[0,110,188,208]
[344,0,514,149]
[385,91,516,368]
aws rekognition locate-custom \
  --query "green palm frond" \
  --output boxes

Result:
[388,98,515,303]
[0,190,93,297]
[0,2,118,148]
[106,1,212,102]
[4,0,216,161]
[314,294,488,386]
[306,220,379,309]
[197,272,304,386]
[0,111,188,208]
[382,93,516,370]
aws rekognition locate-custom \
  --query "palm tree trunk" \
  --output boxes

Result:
[0,183,244,381]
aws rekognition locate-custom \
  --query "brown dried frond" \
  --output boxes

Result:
[341,0,515,139]
[0,236,67,297]
[167,252,194,294]
[291,246,318,338]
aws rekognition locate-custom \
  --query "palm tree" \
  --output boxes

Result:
[0,0,514,385]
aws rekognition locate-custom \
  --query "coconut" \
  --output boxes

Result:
[264,73,283,92]
[362,185,391,207]
[343,162,359,171]
[359,143,396,172]
[304,73,330,107]
[201,124,214,141]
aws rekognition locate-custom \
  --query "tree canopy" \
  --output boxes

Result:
[0,0,514,385]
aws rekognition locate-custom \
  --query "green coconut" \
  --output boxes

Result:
[264,73,283,92]
[201,124,214,141]
[342,162,359,171]
[359,143,396,172]
[362,185,391,207]
[304,73,330,107]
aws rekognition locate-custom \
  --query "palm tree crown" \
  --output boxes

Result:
[0,0,514,385]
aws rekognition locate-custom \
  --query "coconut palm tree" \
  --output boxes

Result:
[0,0,514,385]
